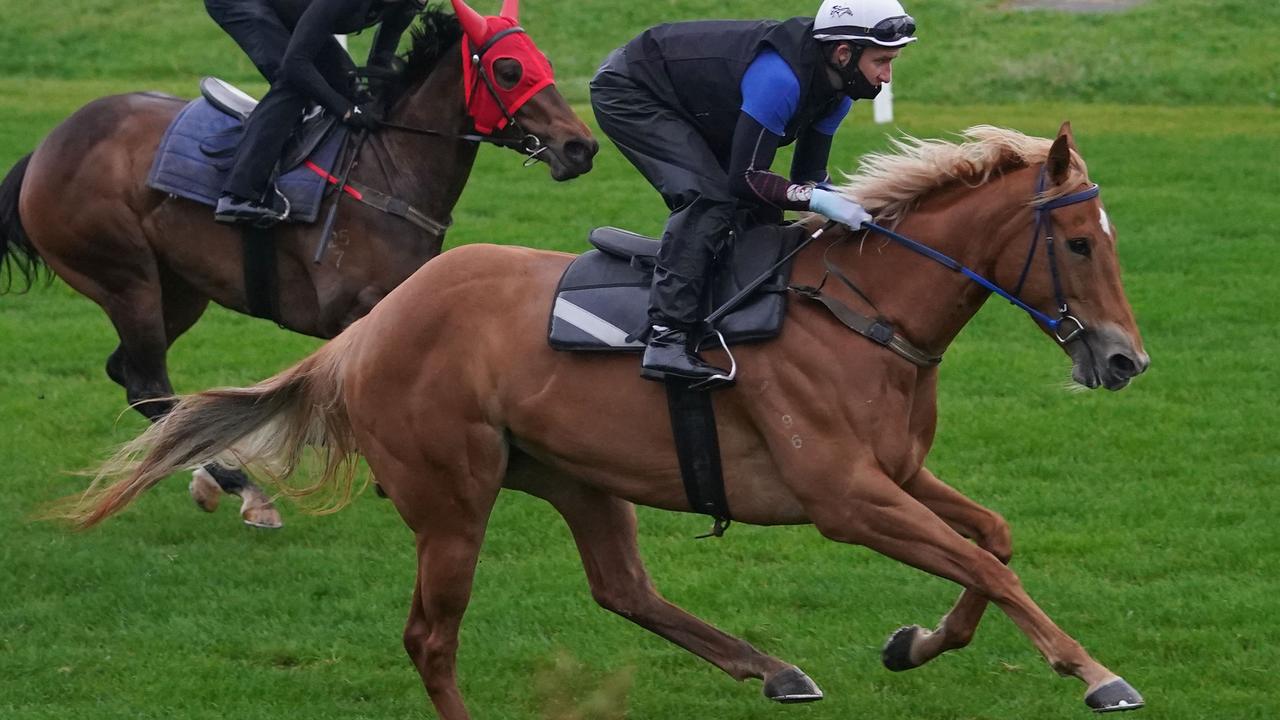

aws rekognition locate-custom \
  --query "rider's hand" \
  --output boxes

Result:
[342,103,383,131]
[809,187,872,230]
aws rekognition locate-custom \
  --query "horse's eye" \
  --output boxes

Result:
[494,58,523,89]
[1067,237,1091,257]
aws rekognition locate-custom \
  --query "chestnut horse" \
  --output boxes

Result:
[0,1,596,527]
[63,123,1149,716]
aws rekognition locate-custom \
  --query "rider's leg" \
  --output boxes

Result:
[589,51,737,382]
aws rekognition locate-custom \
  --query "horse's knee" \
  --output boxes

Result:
[967,552,1021,603]
[589,576,654,618]
[979,510,1013,565]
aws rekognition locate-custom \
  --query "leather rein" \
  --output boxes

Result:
[792,169,1101,367]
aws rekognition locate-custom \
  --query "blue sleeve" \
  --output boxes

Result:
[739,51,799,137]
[813,96,853,136]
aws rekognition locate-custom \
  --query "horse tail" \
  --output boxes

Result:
[0,153,48,292]
[57,331,362,530]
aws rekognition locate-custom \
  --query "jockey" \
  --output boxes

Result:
[208,0,423,224]
[590,0,917,384]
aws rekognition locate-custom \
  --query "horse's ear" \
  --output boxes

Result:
[1047,124,1073,186]
[501,0,519,20]
[451,0,489,42]
[1057,120,1078,151]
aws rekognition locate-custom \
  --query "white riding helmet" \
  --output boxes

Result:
[813,0,918,47]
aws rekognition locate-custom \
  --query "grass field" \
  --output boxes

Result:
[2,0,1279,718]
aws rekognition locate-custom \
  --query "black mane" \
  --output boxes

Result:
[389,5,464,104]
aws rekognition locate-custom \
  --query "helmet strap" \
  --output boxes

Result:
[827,43,882,100]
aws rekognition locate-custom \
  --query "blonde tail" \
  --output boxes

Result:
[56,333,360,529]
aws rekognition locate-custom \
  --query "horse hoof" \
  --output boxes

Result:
[1085,677,1144,713]
[240,495,283,529]
[763,667,823,704]
[189,469,221,513]
[882,625,923,672]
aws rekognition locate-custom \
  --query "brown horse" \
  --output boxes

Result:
[62,123,1149,716]
[0,1,596,527]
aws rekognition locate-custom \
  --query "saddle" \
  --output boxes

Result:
[147,78,347,224]
[547,218,807,537]
[548,219,807,352]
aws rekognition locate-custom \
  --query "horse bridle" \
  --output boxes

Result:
[377,26,547,164]
[857,168,1100,344]
[1008,169,1099,342]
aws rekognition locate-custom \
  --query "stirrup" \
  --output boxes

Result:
[688,329,736,391]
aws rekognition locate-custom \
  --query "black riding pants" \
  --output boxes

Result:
[589,48,737,331]
[217,24,354,199]
[205,0,291,83]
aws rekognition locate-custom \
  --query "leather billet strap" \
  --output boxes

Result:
[344,179,451,236]
[789,283,942,368]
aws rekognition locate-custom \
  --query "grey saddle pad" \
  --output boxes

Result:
[548,222,806,352]
[146,78,345,224]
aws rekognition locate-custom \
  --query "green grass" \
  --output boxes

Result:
[2,0,1279,718]
[0,0,1276,106]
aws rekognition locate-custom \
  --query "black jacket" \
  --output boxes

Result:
[275,0,419,114]
[623,17,841,159]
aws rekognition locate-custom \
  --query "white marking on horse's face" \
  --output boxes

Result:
[1099,207,1113,238]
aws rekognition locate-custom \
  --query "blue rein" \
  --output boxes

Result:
[861,174,1100,343]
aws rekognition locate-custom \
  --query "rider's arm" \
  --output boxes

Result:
[727,115,815,211]
[281,0,363,116]
[368,1,421,68]
[790,96,852,184]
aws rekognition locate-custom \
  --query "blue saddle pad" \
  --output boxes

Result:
[147,98,343,223]
[548,223,805,352]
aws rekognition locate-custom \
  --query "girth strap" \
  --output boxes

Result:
[789,284,942,368]
[242,224,279,322]
[664,383,732,538]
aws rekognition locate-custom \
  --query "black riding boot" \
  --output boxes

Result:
[640,326,728,382]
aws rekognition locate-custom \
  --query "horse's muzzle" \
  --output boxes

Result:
[1068,324,1150,391]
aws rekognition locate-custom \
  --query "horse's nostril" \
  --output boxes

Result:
[564,139,596,167]
[1108,353,1137,378]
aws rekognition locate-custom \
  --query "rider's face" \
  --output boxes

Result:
[856,46,902,86]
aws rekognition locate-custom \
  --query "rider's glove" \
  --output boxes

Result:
[809,187,872,230]
[342,103,383,131]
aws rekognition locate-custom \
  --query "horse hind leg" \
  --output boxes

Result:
[881,466,1011,672]
[101,263,281,528]
[506,457,820,704]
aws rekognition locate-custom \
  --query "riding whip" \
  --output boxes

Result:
[313,128,369,264]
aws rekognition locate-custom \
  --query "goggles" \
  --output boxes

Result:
[846,15,916,44]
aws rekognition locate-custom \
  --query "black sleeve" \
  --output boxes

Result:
[727,112,814,211]
[280,0,362,116]
[368,1,419,67]
[791,127,834,185]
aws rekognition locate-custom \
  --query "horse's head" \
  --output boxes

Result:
[1006,122,1149,390]
[451,0,597,180]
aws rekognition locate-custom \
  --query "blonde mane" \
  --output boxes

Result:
[838,125,1089,225]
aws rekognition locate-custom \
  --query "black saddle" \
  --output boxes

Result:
[548,221,806,352]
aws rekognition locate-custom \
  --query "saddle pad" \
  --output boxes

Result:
[146,98,343,223]
[548,222,805,352]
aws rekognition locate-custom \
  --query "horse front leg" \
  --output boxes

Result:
[806,466,1143,713]
[881,466,1012,671]
[507,464,822,704]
